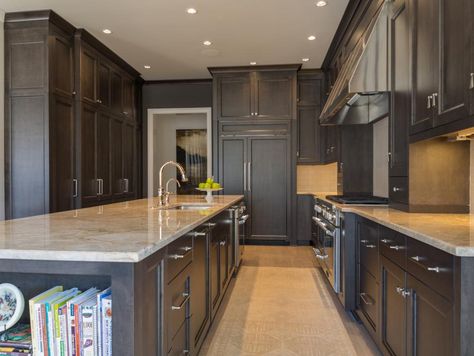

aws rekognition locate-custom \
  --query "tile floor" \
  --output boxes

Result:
[199,246,380,356]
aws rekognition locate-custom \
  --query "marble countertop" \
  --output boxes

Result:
[315,194,474,257]
[0,195,243,263]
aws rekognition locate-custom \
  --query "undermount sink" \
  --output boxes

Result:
[163,204,213,211]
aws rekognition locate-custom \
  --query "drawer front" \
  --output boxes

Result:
[167,266,190,348]
[168,321,188,356]
[379,228,407,269]
[359,264,378,332]
[358,220,379,278]
[166,234,193,283]
[389,177,408,204]
[406,238,454,301]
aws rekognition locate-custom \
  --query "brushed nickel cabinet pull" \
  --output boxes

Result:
[427,95,432,109]
[171,292,190,310]
[470,73,474,89]
[72,179,78,198]
[432,93,438,107]
[360,293,373,305]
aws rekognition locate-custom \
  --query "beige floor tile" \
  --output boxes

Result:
[199,246,380,356]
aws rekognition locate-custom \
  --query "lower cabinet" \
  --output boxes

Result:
[356,217,455,356]
[164,208,237,355]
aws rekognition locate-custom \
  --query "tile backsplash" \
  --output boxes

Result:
[297,163,338,193]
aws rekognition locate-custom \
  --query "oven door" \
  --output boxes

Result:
[312,216,340,292]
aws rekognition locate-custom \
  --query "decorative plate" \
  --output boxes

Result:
[0,283,24,332]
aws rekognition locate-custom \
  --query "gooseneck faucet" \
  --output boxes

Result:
[158,161,188,206]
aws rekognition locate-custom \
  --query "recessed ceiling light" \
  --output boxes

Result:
[187,8,197,14]
[250,62,257,65]
[203,40,212,46]
[302,58,310,62]
[316,1,327,7]
[144,65,151,69]
[102,29,112,34]
[308,35,316,41]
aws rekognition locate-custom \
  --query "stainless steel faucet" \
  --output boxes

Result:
[157,161,188,206]
[164,178,181,205]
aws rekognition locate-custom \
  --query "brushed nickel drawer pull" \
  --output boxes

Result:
[194,231,207,237]
[169,254,185,260]
[381,239,391,244]
[360,293,373,305]
[410,256,442,273]
[401,289,411,298]
[181,246,192,252]
[171,292,190,310]
[220,240,226,246]
[316,253,328,260]
[396,286,404,295]
[470,73,474,89]
[389,245,403,251]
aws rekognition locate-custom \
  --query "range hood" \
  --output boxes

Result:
[320,1,392,125]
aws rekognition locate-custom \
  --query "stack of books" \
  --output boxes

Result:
[0,323,32,355]
[28,286,112,356]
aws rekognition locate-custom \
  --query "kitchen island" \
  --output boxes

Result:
[0,195,243,355]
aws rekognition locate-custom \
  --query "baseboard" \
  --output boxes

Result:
[245,239,290,246]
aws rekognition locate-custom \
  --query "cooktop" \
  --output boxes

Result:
[326,195,389,205]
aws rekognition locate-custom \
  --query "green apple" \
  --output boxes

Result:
[204,183,212,189]
[212,182,221,189]
[198,183,206,189]
[206,177,214,185]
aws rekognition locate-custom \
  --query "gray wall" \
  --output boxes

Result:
[141,80,213,196]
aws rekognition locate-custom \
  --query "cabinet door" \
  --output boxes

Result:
[389,0,410,177]
[96,112,112,200]
[219,137,247,196]
[248,137,289,241]
[50,95,76,212]
[409,0,437,134]
[358,264,378,333]
[111,70,123,115]
[219,237,228,290]
[210,237,220,314]
[297,76,322,106]
[406,275,454,356]
[122,75,135,119]
[216,74,253,120]
[80,46,98,105]
[254,71,293,119]
[81,104,98,203]
[381,256,407,356]
[296,195,312,243]
[191,229,210,352]
[98,59,111,108]
[297,106,321,163]
[322,126,340,163]
[111,117,124,199]
[434,0,471,126]
[122,122,136,197]
[51,34,74,98]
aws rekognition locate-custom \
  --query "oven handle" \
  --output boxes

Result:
[312,216,335,237]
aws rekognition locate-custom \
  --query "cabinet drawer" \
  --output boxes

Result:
[379,228,406,269]
[166,234,193,283]
[166,266,190,348]
[168,321,188,356]
[406,238,454,301]
[358,220,379,278]
[359,265,378,332]
[389,177,408,204]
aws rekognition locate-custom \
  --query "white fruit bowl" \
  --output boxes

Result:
[195,188,223,202]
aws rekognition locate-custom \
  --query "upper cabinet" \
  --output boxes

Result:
[210,66,299,121]
[410,0,473,137]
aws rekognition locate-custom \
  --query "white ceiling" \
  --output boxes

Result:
[0,0,349,80]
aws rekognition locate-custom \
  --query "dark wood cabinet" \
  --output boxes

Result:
[5,11,141,219]
[219,131,291,243]
[210,65,298,121]
[409,0,473,136]
[322,126,340,163]
[296,195,312,244]
[406,274,454,356]
[191,228,210,354]
[389,0,410,178]
[355,216,455,356]
[381,256,407,356]
[296,71,326,164]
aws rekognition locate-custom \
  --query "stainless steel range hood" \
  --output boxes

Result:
[320,0,392,125]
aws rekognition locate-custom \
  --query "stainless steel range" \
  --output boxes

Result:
[312,198,341,293]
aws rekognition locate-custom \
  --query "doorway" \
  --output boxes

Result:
[147,108,212,198]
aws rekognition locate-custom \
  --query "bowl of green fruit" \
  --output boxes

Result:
[196,177,223,202]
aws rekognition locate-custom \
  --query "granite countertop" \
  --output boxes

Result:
[0,195,243,263]
[315,194,474,257]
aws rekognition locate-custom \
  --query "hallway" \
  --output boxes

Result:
[199,246,380,356]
